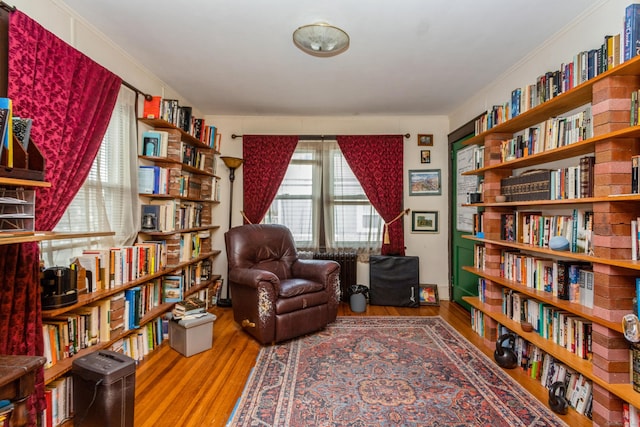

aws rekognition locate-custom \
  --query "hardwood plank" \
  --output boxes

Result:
[134,301,589,427]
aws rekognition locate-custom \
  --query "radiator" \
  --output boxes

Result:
[313,252,357,302]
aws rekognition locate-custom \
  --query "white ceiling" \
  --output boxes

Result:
[60,0,603,117]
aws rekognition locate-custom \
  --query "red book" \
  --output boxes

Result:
[143,96,162,119]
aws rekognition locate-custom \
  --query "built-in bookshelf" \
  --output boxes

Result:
[38,117,224,396]
[460,36,640,425]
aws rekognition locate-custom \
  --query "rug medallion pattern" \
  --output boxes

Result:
[228,316,567,426]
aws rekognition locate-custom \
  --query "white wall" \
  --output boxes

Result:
[209,115,451,299]
[449,0,632,130]
[11,0,452,300]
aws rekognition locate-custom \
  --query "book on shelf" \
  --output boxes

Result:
[623,401,640,427]
[500,212,516,242]
[179,105,192,133]
[625,3,640,61]
[143,95,162,119]
[579,268,595,309]
[633,155,640,194]
[124,286,142,329]
[140,130,168,157]
[162,275,184,303]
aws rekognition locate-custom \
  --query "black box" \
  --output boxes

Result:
[72,350,136,427]
[369,255,420,307]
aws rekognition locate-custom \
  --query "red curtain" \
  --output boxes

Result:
[2,10,121,423]
[242,135,299,224]
[336,135,405,255]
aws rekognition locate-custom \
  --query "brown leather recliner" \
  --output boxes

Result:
[224,224,341,344]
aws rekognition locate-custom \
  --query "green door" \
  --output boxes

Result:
[450,137,480,310]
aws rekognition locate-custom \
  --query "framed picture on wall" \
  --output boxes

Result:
[420,150,431,164]
[408,169,441,195]
[417,134,433,146]
[411,211,439,233]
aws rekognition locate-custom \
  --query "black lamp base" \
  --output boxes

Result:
[217,298,232,308]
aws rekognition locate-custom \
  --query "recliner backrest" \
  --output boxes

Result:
[225,224,298,280]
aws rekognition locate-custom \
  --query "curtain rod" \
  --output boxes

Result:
[121,80,153,101]
[0,1,16,12]
[231,133,411,140]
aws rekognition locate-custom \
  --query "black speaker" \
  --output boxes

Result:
[548,381,569,415]
[494,333,518,369]
[369,255,419,307]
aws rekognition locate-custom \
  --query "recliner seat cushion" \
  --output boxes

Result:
[275,290,328,315]
[277,278,324,297]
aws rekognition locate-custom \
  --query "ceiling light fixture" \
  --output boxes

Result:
[293,22,350,57]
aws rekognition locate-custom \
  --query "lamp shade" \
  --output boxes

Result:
[220,156,244,169]
[293,23,349,57]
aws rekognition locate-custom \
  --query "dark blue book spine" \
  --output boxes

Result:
[625,4,640,61]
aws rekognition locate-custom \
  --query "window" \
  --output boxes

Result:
[41,86,139,266]
[264,140,382,255]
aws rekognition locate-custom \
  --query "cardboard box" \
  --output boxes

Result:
[168,313,215,357]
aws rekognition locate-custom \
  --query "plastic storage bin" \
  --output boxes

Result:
[169,313,216,357]
[72,350,136,427]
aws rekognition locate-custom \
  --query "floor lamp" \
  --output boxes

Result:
[217,156,244,308]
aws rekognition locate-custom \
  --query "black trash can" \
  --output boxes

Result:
[72,350,136,427]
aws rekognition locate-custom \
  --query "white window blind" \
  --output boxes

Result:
[41,86,139,267]
[264,140,382,255]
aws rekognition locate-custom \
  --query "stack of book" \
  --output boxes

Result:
[172,296,206,319]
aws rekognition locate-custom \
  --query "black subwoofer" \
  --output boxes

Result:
[369,255,420,307]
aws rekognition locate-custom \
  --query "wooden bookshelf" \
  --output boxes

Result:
[459,37,640,424]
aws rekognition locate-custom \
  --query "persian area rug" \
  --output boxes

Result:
[228,316,566,427]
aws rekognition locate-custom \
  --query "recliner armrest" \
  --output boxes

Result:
[229,267,279,289]
[291,259,340,285]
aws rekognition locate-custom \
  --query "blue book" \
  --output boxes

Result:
[141,131,162,157]
[625,4,640,61]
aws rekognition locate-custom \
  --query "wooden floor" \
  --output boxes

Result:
[134,301,588,427]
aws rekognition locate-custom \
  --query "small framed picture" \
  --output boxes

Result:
[420,150,431,164]
[409,169,441,196]
[417,134,433,146]
[412,211,439,233]
[420,284,439,306]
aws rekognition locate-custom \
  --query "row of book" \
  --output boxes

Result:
[142,96,221,151]
[43,374,72,427]
[499,158,594,203]
[500,250,594,307]
[83,242,167,289]
[42,298,113,368]
[502,289,593,360]
[475,27,623,134]
[497,107,593,163]
[110,316,167,363]
[140,201,204,233]
[499,208,593,253]
[138,165,171,195]
[470,311,593,417]
[41,262,213,369]
[60,239,210,295]
[499,325,593,417]
[140,129,216,172]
